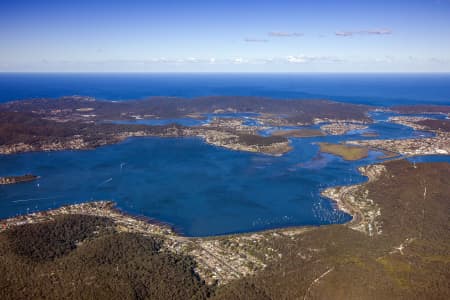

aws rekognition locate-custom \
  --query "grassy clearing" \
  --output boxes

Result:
[319,142,368,160]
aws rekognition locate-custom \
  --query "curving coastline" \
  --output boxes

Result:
[0,161,388,284]
[0,96,374,157]
[1,158,450,300]
[321,163,386,236]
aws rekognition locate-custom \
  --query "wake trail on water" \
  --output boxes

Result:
[98,177,113,187]
[12,196,60,203]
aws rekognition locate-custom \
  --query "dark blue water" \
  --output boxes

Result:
[1,74,449,236]
[1,137,361,236]
[1,73,450,106]
[1,114,444,236]
[407,155,450,163]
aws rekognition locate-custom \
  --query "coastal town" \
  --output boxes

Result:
[348,115,450,156]
[196,117,292,155]
[320,122,368,135]
[322,164,386,236]
[2,96,449,158]
[387,116,431,131]
[0,201,274,285]
[0,96,372,157]
[348,132,449,156]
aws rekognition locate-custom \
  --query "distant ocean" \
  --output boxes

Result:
[1,73,450,106]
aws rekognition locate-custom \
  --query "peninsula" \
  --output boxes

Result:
[1,96,449,158]
[348,117,450,156]
[0,96,371,156]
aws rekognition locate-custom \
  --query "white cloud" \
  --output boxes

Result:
[244,38,269,43]
[373,56,395,63]
[269,31,304,37]
[12,55,344,69]
[335,31,353,37]
[366,29,392,35]
[335,29,393,37]
[286,55,308,63]
[232,57,249,64]
[285,55,343,64]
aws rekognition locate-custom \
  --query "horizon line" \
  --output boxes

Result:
[1,71,450,75]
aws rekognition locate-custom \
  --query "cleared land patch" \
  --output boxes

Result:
[318,142,368,160]
[271,129,325,138]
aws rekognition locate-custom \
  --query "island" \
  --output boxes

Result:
[320,122,368,135]
[0,174,38,185]
[318,142,369,161]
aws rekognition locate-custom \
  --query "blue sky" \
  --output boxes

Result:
[1,0,450,72]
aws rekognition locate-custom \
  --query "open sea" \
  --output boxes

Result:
[0,73,449,236]
[1,73,450,105]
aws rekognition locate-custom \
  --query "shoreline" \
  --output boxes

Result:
[2,153,448,240]
[0,162,384,238]
[0,130,293,157]
[0,200,329,238]
[0,201,175,236]
[1,158,446,286]
[321,163,386,236]
[0,96,374,157]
